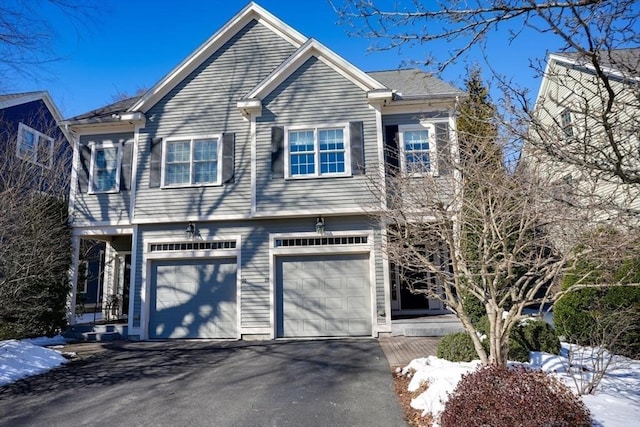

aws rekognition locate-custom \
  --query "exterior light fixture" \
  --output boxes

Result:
[186,222,196,239]
[315,217,325,235]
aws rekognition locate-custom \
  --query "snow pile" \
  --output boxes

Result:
[405,343,640,426]
[0,336,69,386]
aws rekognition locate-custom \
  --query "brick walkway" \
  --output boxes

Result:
[378,336,441,368]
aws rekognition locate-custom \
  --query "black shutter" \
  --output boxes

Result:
[120,140,134,191]
[222,133,235,184]
[384,125,399,176]
[349,121,364,175]
[149,137,162,188]
[435,122,449,175]
[78,145,91,193]
[271,126,284,179]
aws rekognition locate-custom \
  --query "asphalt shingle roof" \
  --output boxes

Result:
[555,48,640,77]
[367,69,465,98]
[66,96,141,121]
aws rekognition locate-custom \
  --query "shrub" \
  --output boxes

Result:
[440,365,591,427]
[555,286,640,359]
[437,332,479,362]
[438,318,560,363]
[512,319,561,355]
[462,293,486,326]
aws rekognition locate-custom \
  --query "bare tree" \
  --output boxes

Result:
[0,109,73,338]
[0,0,100,87]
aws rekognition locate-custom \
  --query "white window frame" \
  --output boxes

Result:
[161,134,223,188]
[560,108,574,137]
[88,142,122,194]
[399,123,438,176]
[16,122,54,169]
[78,260,89,294]
[284,123,351,179]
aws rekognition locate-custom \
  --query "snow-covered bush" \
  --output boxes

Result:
[440,364,591,427]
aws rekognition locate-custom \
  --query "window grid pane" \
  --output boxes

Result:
[193,139,218,184]
[19,128,37,160]
[289,130,316,176]
[94,147,118,191]
[404,130,431,172]
[319,129,345,174]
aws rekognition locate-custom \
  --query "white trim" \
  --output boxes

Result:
[88,141,123,194]
[284,122,352,179]
[129,3,307,113]
[16,122,55,168]
[129,124,142,221]
[250,116,257,216]
[268,230,376,339]
[127,225,139,336]
[245,38,386,103]
[161,134,223,188]
[398,122,439,177]
[68,130,80,222]
[72,225,134,237]
[67,235,82,325]
[140,234,242,340]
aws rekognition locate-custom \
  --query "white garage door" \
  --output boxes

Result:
[149,258,237,339]
[277,254,371,337]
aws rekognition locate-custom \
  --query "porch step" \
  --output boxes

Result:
[392,314,464,337]
[63,324,128,342]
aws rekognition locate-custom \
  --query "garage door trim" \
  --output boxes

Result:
[269,231,375,339]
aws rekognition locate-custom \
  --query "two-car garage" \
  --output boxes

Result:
[145,236,374,340]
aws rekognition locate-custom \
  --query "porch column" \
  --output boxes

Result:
[67,235,81,326]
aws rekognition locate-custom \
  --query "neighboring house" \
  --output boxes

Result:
[64,2,464,340]
[528,49,640,217]
[0,92,104,317]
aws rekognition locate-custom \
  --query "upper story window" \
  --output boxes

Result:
[90,143,121,193]
[162,136,222,187]
[560,108,573,137]
[16,123,54,168]
[399,123,438,175]
[285,124,351,178]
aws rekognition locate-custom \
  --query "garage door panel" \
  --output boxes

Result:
[149,258,237,339]
[277,254,371,337]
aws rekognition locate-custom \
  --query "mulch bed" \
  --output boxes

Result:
[392,368,434,427]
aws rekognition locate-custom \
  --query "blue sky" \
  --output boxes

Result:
[10,0,563,119]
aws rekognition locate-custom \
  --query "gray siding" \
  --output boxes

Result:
[256,57,381,212]
[133,216,385,332]
[133,20,298,221]
[73,132,133,224]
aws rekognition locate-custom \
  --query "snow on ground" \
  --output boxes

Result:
[404,343,640,427]
[0,336,69,386]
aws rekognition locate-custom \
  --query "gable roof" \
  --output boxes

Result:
[367,69,466,99]
[128,2,307,114]
[0,91,72,143]
[536,48,640,106]
[66,96,141,123]
[241,38,389,105]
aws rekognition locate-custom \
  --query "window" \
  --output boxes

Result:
[90,143,121,193]
[16,123,54,168]
[285,124,350,178]
[560,108,573,137]
[399,123,437,175]
[163,136,222,187]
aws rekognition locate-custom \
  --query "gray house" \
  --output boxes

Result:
[64,2,464,340]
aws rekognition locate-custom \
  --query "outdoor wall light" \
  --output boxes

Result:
[315,217,325,235]
[186,222,196,239]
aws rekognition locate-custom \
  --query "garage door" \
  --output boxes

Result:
[149,258,237,339]
[277,254,371,337]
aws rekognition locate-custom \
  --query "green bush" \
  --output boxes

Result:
[437,332,480,362]
[440,365,591,427]
[555,257,640,359]
[512,319,561,355]
[438,318,560,363]
[462,293,486,326]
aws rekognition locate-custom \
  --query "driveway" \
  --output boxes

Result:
[0,339,405,426]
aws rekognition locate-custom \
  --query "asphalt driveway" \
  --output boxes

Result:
[0,339,406,426]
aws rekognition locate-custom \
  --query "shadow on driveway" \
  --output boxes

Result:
[0,339,406,426]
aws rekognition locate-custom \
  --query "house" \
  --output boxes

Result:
[528,49,640,217]
[0,92,106,319]
[63,2,464,340]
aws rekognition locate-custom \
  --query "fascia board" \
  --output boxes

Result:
[129,2,307,114]
[0,91,47,110]
[550,52,639,83]
[245,38,388,100]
